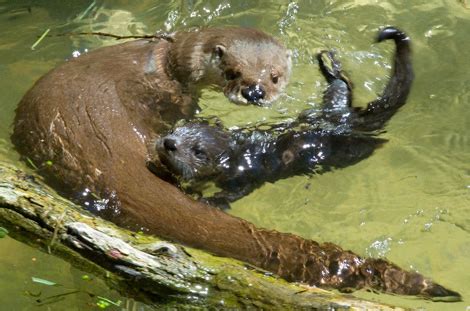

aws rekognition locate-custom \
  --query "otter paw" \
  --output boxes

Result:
[317,50,351,88]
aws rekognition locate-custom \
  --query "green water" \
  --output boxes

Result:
[0,0,469,309]
[0,236,151,310]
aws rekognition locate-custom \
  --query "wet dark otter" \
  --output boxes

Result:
[11,25,460,300]
[152,122,385,208]
[153,27,411,207]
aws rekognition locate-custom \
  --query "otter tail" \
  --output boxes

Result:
[353,26,414,131]
[296,242,462,301]
[359,257,461,300]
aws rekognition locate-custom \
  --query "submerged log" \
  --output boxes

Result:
[0,160,401,309]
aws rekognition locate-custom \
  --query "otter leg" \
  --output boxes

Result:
[317,50,352,111]
[299,51,353,127]
[317,51,356,131]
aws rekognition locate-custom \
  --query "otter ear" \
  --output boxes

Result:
[213,45,226,59]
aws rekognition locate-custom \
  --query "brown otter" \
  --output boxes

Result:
[11,25,460,300]
[169,28,292,105]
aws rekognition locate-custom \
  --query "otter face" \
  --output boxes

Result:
[219,44,291,105]
[155,123,231,181]
[207,35,292,106]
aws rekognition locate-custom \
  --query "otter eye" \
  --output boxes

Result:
[225,69,241,80]
[271,74,279,84]
[192,146,208,160]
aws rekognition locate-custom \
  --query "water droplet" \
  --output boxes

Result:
[72,50,81,58]
[423,222,433,232]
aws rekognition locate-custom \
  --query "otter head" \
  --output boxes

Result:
[207,29,292,105]
[154,123,232,181]
[171,28,291,106]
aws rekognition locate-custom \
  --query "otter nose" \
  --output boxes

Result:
[163,138,177,151]
[241,85,265,103]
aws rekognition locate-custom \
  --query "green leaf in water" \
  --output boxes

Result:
[96,300,110,309]
[0,227,8,238]
[31,28,51,50]
[97,296,122,307]
[32,277,57,286]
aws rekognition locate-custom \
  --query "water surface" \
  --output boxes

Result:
[0,0,468,309]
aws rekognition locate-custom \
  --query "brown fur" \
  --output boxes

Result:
[168,28,291,104]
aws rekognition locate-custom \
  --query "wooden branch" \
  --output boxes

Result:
[0,160,402,309]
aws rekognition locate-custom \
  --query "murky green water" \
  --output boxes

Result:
[0,0,469,309]
[0,236,146,310]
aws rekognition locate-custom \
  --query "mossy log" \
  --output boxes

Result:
[0,160,402,309]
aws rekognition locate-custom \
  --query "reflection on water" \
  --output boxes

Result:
[0,0,468,309]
